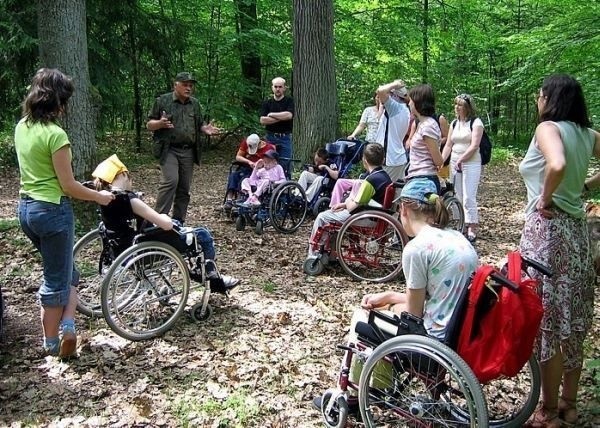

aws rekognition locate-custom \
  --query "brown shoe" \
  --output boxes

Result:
[59,331,77,359]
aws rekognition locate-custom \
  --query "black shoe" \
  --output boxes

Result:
[209,275,240,294]
[223,200,233,211]
[205,260,219,279]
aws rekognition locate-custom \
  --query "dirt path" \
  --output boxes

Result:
[0,161,598,427]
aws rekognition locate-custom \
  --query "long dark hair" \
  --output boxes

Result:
[539,74,591,127]
[409,84,436,117]
[22,68,74,124]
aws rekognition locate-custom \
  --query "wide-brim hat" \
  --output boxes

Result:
[92,154,128,184]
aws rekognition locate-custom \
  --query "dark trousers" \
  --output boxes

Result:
[155,146,195,222]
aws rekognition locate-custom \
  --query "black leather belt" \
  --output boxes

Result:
[270,132,291,137]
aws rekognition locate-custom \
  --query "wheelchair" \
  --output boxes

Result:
[73,193,228,341]
[318,256,550,428]
[304,182,409,283]
[232,180,308,235]
[300,139,366,218]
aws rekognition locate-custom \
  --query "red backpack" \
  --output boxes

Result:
[456,252,544,383]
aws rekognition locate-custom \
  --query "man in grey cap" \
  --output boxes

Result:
[147,72,220,223]
[375,79,410,183]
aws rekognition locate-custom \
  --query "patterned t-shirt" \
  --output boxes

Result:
[402,225,478,340]
[359,106,381,143]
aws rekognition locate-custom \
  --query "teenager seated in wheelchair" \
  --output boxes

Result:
[313,178,478,414]
[92,155,239,293]
[222,133,275,211]
[305,143,391,264]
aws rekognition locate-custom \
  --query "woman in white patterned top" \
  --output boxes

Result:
[348,93,383,143]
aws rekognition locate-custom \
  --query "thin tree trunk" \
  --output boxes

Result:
[37,0,95,178]
[422,0,429,83]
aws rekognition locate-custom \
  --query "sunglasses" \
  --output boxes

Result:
[457,94,471,106]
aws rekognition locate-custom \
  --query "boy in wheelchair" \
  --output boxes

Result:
[92,155,240,293]
[239,149,286,206]
[306,143,391,260]
[313,178,477,413]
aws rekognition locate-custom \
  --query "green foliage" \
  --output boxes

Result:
[583,358,600,410]
[0,131,17,172]
[262,281,277,293]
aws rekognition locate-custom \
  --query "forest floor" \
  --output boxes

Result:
[0,155,598,427]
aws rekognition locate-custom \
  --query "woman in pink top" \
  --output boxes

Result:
[241,150,286,205]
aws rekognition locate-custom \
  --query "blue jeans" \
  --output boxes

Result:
[194,227,215,260]
[226,165,252,192]
[266,132,293,177]
[18,197,74,307]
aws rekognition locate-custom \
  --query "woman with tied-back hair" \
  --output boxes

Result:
[15,68,114,358]
[441,93,484,242]
[520,74,600,428]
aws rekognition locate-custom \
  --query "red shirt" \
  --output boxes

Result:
[239,139,276,162]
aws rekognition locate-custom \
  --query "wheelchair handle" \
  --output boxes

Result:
[521,255,553,277]
[489,271,520,292]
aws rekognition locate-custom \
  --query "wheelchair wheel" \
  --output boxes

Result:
[191,302,212,322]
[483,355,540,426]
[321,389,349,428]
[312,196,331,217]
[358,334,488,428]
[235,215,246,231]
[269,181,308,234]
[303,257,325,276]
[335,210,408,283]
[73,228,110,317]
[255,219,264,235]
[100,241,190,341]
[444,196,465,234]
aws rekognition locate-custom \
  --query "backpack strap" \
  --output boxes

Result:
[451,119,457,130]
[507,251,522,285]
[459,265,496,344]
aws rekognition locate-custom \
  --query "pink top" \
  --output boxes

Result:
[248,164,286,184]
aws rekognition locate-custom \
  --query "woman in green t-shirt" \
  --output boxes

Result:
[15,68,114,358]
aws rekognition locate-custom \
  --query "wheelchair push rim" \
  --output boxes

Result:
[100,241,190,341]
[269,181,308,234]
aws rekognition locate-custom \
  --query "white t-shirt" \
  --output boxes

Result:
[375,98,410,166]
[450,118,484,163]
[359,106,381,143]
[402,225,478,340]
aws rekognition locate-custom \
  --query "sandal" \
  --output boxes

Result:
[558,397,578,426]
[524,405,561,428]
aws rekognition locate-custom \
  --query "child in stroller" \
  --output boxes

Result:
[92,155,239,293]
[298,148,339,202]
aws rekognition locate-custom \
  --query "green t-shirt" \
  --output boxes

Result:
[15,117,71,204]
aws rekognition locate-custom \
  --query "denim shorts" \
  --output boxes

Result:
[18,197,74,307]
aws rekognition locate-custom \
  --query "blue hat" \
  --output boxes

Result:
[400,178,438,204]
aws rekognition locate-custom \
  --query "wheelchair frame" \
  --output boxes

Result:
[319,258,548,428]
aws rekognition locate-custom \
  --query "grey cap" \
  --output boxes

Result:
[175,72,197,83]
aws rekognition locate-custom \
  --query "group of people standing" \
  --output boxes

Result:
[348,79,484,241]
[12,66,599,428]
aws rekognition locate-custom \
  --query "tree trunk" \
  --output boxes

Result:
[235,0,262,114]
[126,1,142,152]
[292,0,338,162]
[37,0,95,179]
[421,0,429,83]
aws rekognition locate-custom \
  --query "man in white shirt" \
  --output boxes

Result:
[375,79,410,182]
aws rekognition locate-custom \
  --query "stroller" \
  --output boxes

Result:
[304,138,366,217]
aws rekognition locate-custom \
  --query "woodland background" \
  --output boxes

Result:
[1,0,599,172]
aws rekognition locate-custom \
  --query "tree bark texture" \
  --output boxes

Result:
[37,0,96,178]
[292,0,338,162]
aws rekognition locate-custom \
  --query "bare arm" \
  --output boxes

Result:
[535,122,566,216]
[424,136,444,167]
[53,147,114,205]
[318,164,339,180]
[235,149,255,167]
[146,110,173,131]
[130,198,173,230]
[348,122,366,139]
[377,79,405,104]
[457,125,484,165]
[584,130,600,190]
[438,115,449,147]
[405,288,426,318]
[260,115,278,125]
[441,124,454,163]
